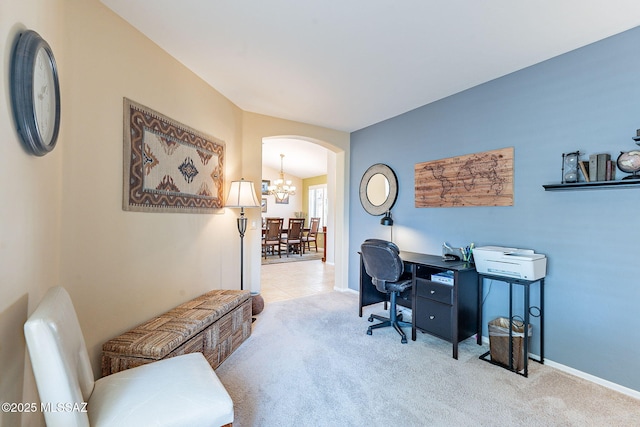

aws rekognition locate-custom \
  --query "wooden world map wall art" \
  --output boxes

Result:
[123,98,225,213]
[414,147,514,208]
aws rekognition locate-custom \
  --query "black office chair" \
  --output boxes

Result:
[360,239,412,343]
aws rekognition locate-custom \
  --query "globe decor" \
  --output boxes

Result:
[616,150,640,180]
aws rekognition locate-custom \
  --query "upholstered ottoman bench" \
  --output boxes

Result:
[101,289,251,377]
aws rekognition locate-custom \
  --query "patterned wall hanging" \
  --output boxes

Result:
[123,98,225,213]
[415,147,514,207]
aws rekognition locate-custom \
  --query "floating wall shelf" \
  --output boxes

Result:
[543,179,640,191]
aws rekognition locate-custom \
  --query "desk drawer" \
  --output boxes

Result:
[416,279,453,305]
[415,298,452,341]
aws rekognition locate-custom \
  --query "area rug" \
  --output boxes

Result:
[122,98,225,213]
[216,291,640,427]
[261,251,323,265]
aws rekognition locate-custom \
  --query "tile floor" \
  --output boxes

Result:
[260,259,335,303]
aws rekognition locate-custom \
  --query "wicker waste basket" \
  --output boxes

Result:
[488,317,532,372]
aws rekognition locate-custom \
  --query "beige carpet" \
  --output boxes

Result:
[216,292,639,427]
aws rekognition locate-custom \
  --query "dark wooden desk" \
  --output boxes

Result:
[359,251,479,359]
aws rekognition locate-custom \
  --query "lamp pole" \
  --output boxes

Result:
[380,210,393,242]
[237,207,247,290]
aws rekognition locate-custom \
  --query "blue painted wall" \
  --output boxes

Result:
[350,26,640,392]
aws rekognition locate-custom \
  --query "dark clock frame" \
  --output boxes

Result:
[11,30,61,156]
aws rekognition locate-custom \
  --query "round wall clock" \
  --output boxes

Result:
[11,30,61,156]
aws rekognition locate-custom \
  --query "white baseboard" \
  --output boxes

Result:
[543,359,640,400]
[479,336,640,399]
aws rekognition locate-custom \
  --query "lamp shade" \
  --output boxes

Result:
[380,211,393,226]
[225,179,260,208]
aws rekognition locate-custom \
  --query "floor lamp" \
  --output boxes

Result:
[225,179,263,314]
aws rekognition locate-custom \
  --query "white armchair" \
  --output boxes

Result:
[24,286,234,427]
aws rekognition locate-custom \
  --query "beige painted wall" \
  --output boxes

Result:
[1,1,64,426]
[58,0,245,381]
[3,0,243,425]
[2,1,350,426]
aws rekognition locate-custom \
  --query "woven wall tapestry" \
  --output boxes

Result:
[123,98,224,213]
[415,147,514,208]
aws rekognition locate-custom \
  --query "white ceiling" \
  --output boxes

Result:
[262,137,328,179]
[101,0,640,177]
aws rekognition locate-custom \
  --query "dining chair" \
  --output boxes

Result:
[280,218,305,257]
[302,217,320,253]
[262,217,283,258]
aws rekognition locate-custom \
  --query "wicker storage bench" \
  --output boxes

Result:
[101,289,251,377]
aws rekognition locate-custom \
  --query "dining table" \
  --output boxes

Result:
[262,225,327,262]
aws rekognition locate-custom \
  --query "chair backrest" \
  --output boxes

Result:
[308,217,320,235]
[286,218,305,240]
[24,286,95,427]
[265,217,283,241]
[360,239,404,292]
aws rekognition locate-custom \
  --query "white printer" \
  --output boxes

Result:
[473,246,547,281]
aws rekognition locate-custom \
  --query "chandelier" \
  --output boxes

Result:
[268,154,296,202]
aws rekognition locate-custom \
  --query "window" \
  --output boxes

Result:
[308,184,327,227]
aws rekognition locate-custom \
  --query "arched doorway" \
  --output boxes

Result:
[258,136,344,299]
[239,113,350,304]
[261,136,332,262]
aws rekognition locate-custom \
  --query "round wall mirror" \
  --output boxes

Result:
[359,163,398,216]
[366,173,389,206]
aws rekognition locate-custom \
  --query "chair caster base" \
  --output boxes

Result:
[366,328,372,335]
